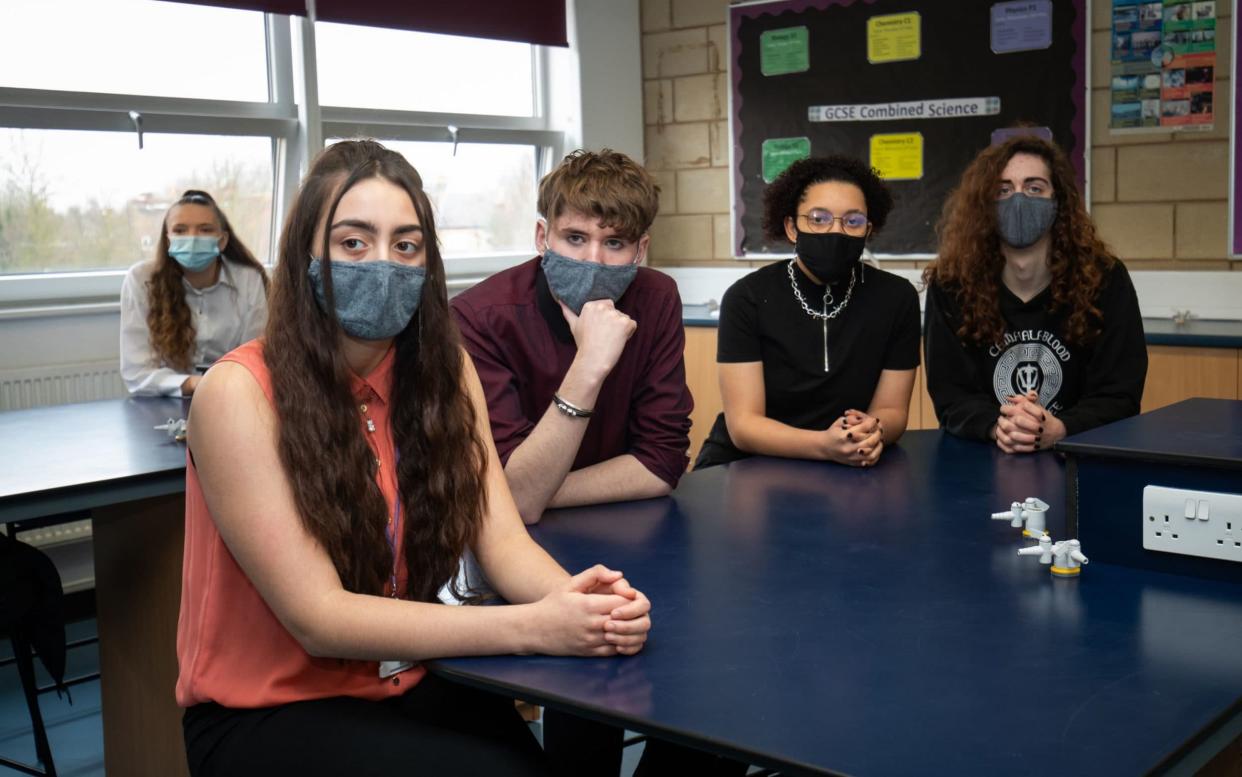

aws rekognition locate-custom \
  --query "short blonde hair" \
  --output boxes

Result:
[537,149,660,241]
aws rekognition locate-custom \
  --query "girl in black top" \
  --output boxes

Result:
[695,156,921,469]
[923,135,1147,452]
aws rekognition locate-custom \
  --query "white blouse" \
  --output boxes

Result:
[119,259,268,396]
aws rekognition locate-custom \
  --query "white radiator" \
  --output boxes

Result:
[0,360,126,411]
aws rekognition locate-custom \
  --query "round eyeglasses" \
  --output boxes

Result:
[797,208,870,236]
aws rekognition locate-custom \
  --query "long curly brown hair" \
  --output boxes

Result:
[146,190,267,371]
[924,136,1115,346]
[265,140,487,603]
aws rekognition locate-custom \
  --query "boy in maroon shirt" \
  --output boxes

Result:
[452,152,745,776]
[451,149,693,526]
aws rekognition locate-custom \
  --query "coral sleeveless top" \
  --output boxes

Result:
[175,339,422,708]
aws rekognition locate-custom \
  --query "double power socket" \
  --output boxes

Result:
[1143,485,1242,564]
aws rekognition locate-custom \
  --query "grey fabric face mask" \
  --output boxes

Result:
[996,194,1057,249]
[308,258,425,340]
[540,248,638,315]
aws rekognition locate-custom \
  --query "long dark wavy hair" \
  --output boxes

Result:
[146,190,267,371]
[924,136,1116,346]
[264,140,488,603]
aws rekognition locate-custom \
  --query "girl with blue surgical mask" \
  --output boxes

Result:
[119,190,269,396]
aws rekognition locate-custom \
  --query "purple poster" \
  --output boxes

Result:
[991,0,1054,53]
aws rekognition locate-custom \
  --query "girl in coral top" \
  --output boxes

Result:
[177,140,651,776]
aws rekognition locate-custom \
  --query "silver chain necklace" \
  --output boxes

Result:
[787,260,856,372]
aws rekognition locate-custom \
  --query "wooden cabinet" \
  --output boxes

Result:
[1141,346,1240,412]
[684,326,722,465]
[682,327,1241,461]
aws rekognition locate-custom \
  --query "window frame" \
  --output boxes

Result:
[0,11,562,311]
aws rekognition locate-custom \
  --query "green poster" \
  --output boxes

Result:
[760,26,810,76]
[762,137,811,182]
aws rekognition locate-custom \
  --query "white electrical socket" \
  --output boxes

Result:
[1143,485,1242,563]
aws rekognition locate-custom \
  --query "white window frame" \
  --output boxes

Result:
[0,12,563,312]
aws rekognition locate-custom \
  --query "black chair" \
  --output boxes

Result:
[0,528,91,777]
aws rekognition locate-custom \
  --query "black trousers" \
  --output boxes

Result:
[543,708,749,777]
[183,673,548,777]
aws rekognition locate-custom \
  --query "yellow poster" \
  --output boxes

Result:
[870,133,923,180]
[867,12,921,64]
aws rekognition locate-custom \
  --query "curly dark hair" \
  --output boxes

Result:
[923,135,1116,347]
[762,155,894,241]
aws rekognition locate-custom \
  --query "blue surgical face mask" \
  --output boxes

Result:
[540,243,640,315]
[168,235,222,272]
[308,258,426,341]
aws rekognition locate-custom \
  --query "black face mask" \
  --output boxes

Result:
[794,231,866,285]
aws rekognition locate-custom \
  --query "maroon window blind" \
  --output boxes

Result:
[158,0,568,47]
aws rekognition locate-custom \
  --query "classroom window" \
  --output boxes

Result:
[315,23,536,117]
[0,129,274,275]
[0,0,269,102]
[327,140,539,256]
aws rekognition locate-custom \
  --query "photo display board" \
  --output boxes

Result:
[729,0,1088,257]
[1108,0,1217,132]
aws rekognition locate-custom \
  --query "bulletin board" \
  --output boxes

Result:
[728,0,1089,257]
[1231,9,1242,257]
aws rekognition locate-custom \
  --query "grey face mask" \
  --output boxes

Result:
[996,194,1057,249]
[308,258,425,340]
[540,247,638,315]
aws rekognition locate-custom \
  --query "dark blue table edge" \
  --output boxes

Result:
[424,661,850,777]
[684,315,1242,349]
[0,471,186,523]
[1055,440,1242,471]
[1153,699,1242,776]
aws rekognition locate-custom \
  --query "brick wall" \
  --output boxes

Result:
[641,0,1241,271]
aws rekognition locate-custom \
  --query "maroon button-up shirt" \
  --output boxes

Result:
[450,257,693,488]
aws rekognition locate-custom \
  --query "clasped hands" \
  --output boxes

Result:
[991,391,1067,453]
[536,565,651,657]
[822,409,884,467]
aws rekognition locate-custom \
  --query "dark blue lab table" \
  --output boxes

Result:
[431,432,1242,776]
[0,397,191,777]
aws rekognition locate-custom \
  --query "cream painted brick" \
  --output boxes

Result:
[714,214,734,258]
[645,123,712,170]
[1091,147,1116,203]
[677,167,730,213]
[1092,0,1110,30]
[642,0,671,32]
[643,28,709,79]
[1117,142,1229,201]
[649,214,714,261]
[652,170,677,215]
[1216,26,1231,80]
[1093,204,1174,259]
[1172,85,1229,141]
[1175,201,1229,259]
[644,79,673,125]
[1092,89,1174,146]
[708,24,727,72]
[674,72,726,122]
[710,120,730,166]
[672,0,727,28]
[1091,31,1109,90]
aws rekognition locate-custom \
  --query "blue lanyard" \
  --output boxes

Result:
[382,444,401,599]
